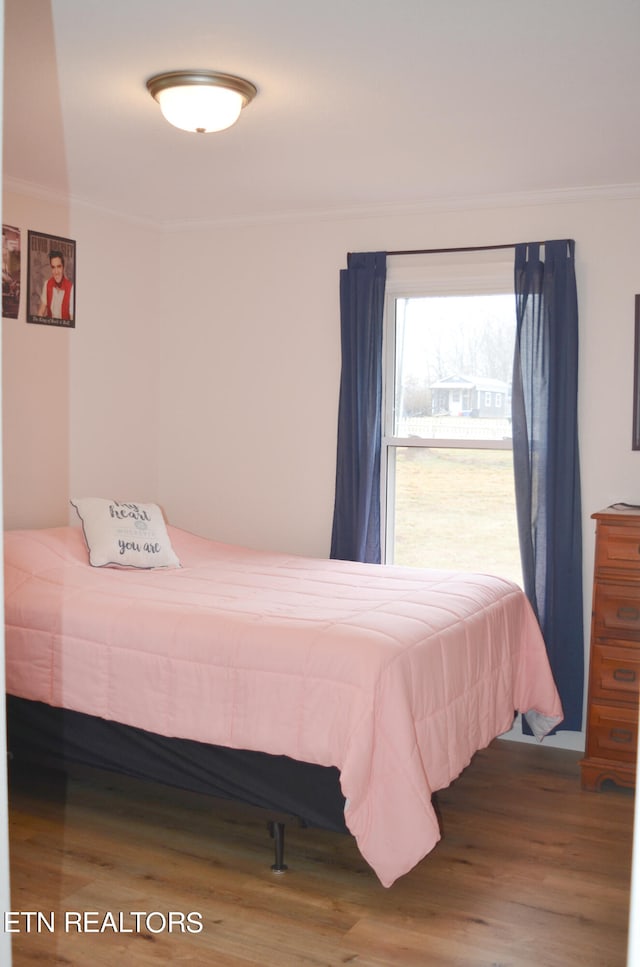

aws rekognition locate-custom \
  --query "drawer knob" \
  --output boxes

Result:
[610,727,633,744]
[616,605,640,622]
[613,668,636,683]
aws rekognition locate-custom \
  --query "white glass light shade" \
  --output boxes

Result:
[146,71,257,134]
[157,84,242,133]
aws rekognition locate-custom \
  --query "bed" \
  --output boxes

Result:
[4,513,563,887]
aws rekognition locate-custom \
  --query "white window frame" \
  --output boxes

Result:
[381,251,515,564]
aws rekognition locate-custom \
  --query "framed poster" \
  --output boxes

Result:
[27,230,76,328]
[2,224,21,319]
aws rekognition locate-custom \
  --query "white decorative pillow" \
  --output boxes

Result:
[70,497,181,569]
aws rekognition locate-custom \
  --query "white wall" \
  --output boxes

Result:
[66,204,162,507]
[156,190,640,568]
[155,218,346,556]
[2,188,71,529]
[8,186,639,587]
[2,189,163,529]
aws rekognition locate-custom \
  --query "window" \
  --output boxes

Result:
[382,254,522,586]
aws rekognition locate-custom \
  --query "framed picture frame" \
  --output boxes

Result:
[27,230,76,328]
[633,295,640,450]
[2,224,21,320]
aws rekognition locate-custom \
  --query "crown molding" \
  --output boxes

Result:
[5,175,640,234]
[2,176,163,231]
[160,182,640,232]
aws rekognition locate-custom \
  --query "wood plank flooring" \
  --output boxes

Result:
[6,739,634,966]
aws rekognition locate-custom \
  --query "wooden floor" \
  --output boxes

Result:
[7,739,634,967]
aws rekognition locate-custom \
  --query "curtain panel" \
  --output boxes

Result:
[512,240,584,732]
[330,252,387,563]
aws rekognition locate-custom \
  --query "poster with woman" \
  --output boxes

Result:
[27,231,76,328]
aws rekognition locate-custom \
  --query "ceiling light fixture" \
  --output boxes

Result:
[146,70,257,134]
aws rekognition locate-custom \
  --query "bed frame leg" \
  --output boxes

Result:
[267,820,288,874]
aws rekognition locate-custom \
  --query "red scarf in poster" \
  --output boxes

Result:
[45,275,73,320]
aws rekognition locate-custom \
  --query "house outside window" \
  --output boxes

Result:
[382,253,521,586]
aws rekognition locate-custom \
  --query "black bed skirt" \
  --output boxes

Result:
[5,696,348,834]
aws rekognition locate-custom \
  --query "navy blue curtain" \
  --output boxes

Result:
[330,252,387,563]
[512,240,584,732]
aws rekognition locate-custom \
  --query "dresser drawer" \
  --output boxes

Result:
[590,642,640,703]
[586,703,638,763]
[595,524,640,574]
[583,510,640,790]
[593,583,640,638]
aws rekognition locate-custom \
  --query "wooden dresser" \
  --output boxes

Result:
[581,506,640,790]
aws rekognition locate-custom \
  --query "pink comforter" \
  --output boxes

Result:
[4,525,562,886]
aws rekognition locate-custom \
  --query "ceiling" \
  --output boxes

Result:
[4,0,640,227]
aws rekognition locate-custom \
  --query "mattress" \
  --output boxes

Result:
[4,525,563,886]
